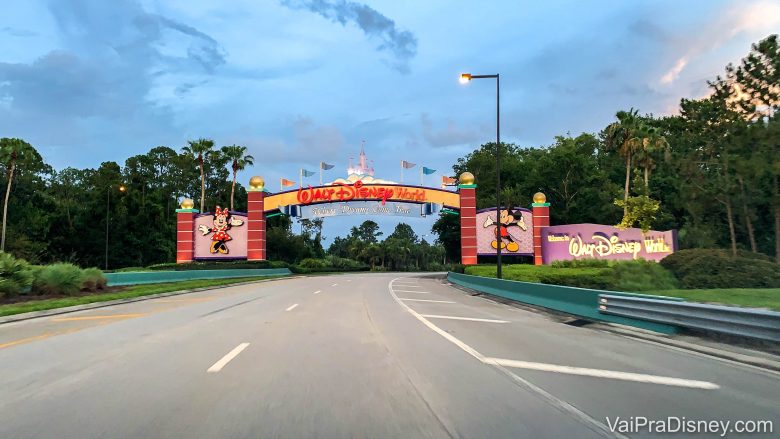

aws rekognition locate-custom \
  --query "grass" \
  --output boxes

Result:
[0,276,283,317]
[645,288,780,311]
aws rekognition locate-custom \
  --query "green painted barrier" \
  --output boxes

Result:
[105,268,292,286]
[447,272,682,334]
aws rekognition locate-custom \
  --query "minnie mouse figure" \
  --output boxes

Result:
[198,206,244,254]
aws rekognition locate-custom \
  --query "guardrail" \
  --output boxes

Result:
[598,295,780,342]
[105,268,292,286]
[447,272,682,334]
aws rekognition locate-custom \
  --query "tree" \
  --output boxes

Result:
[604,109,643,215]
[351,220,383,244]
[220,144,254,210]
[0,138,41,251]
[182,138,216,212]
[634,125,670,192]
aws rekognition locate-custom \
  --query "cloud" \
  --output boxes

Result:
[660,56,689,85]
[420,113,481,148]
[0,26,37,37]
[0,0,227,167]
[244,117,346,166]
[280,0,417,73]
[658,0,780,85]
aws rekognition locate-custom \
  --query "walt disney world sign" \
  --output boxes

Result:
[263,181,461,213]
[540,224,677,264]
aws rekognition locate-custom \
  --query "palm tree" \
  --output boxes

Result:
[605,109,643,215]
[220,144,255,210]
[0,138,39,251]
[634,126,670,192]
[182,138,215,212]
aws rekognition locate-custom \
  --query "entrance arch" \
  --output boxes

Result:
[175,173,551,266]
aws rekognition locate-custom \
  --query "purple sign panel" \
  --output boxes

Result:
[476,207,533,256]
[541,223,677,264]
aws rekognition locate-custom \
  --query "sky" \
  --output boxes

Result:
[2,0,779,243]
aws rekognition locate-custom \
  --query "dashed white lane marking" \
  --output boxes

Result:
[485,358,719,389]
[331,283,338,287]
[421,314,509,323]
[399,298,456,304]
[388,278,718,439]
[207,343,250,373]
[286,304,299,311]
[393,290,429,294]
[346,279,352,282]
[313,290,322,295]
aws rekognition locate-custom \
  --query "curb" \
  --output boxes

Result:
[0,276,294,325]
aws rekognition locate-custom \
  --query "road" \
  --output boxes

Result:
[1,273,777,438]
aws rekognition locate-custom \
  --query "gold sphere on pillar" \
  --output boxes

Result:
[249,176,265,191]
[180,198,195,209]
[459,172,475,185]
[533,192,547,204]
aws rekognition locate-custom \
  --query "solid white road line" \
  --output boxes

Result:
[394,284,424,288]
[286,304,299,311]
[399,298,456,304]
[421,314,509,323]
[387,278,718,439]
[484,357,719,389]
[207,343,250,373]
[393,290,430,294]
[313,290,322,295]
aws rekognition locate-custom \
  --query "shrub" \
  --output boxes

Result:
[146,260,283,271]
[660,249,780,289]
[451,264,466,274]
[0,252,34,298]
[551,259,610,268]
[537,268,613,289]
[81,267,107,291]
[299,258,328,269]
[610,259,678,291]
[32,263,84,296]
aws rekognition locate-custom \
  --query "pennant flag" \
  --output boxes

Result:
[401,160,416,169]
[320,162,335,170]
[442,176,457,185]
[301,169,316,177]
[422,167,437,175]
[280,178,296,187]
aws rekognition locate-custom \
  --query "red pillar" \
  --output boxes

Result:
[175,200,198,264]
[247,183,267,261]
[458,174,478,265]
[531,192,550,265]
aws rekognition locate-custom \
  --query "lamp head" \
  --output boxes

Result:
[459,73,472,84]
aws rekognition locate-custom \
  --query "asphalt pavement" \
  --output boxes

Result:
[1,273,777,438]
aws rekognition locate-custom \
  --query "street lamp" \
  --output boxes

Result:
[460,72,503,278]
[105,184,126,270]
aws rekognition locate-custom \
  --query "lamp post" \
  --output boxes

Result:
[460,72,503,278]
[105,184,126,270]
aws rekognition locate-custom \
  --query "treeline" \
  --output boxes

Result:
[433,35,780,263]
[0,139,253,268]
[328,220,447,271]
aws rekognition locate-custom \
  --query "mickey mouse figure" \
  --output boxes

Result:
[483,206,527,252]
[198,206,244,254]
